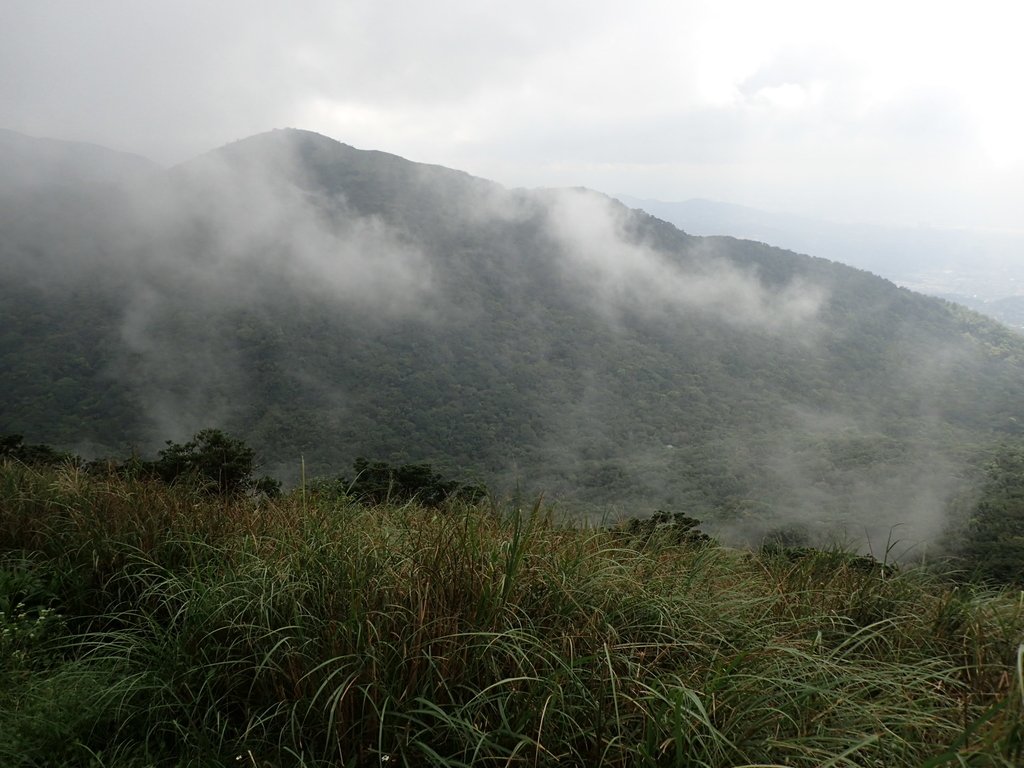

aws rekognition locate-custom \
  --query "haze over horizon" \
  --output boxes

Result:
[2,1,1022,233]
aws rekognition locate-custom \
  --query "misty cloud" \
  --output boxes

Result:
[3,125,1019,563]
[141,147,433,311]
[3,2,1022,229]
[56,137,438,444]
[713,404,969,558]
[544,189,826,333]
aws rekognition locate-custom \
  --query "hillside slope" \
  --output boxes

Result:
[615,193,1024,326]
[3,128,1024,545]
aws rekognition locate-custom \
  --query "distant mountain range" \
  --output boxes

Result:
[0,127,160,189]
[615,194,1024,328]
[3,127,1024,549]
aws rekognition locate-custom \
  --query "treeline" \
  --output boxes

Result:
[5,429,1024,586]
[942,443,1024,585]
[0,429,486,508]
[2,429,279,497]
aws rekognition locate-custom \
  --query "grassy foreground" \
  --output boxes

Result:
[1,463,1022,767]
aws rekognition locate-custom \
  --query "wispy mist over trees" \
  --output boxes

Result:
[4,128,1024,555]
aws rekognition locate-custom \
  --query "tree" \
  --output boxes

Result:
[338,458,486,507]
[0,434,71,467]
[154,429,278,496]
[620,510,712,547]
[949,444,1024,585]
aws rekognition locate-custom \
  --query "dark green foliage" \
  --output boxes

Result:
[5,128,1024,537]
[0,434,71,468]
[339,457,486,507]
[0,555,60,616]
[760,544,897,579]
[0,429,281,498]
[154,428,254,494]
[251,473,283,498]
[153,428,280,497]
[949,445,1024,585]
[621,509,712,546]
[760,523,812,549]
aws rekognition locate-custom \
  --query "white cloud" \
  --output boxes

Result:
[0,1,1021,228]
[544,189,826,333]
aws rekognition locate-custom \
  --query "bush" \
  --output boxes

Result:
[0,435,71,468]
[153,428,280,497]
[620,509,712,546]
[336,457,487,507]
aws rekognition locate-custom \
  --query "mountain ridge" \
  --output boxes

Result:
[3,128,1024,549]
[0,127,161,190]
[615,193,1024,326]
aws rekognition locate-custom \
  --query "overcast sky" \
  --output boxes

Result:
[2,0,1022,230]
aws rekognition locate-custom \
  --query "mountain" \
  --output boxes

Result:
[0,128,160,191]
[4,128,1024,548]
[615,194,1024,327]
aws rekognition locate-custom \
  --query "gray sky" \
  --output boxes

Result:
[2,0,1022,230]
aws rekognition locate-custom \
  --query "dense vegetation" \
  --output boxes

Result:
[944,443,1024,585]
[6,125,1024,765]
[5,129,1024,547]
[1,458,1022,766]
[7,425,1024,584]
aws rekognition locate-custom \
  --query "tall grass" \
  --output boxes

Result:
[1,461,1022,766]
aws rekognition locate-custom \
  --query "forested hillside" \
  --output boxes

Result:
[4,128,1024,548]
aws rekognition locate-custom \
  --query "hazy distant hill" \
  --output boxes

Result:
[615,194,1024,327]
[4,128,1024,547]
[0,128,159,191]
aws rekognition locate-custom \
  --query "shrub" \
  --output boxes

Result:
[336,457,486,507]
[0,435,71,468]
[620,509,712,546]
[153,428,280,497]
